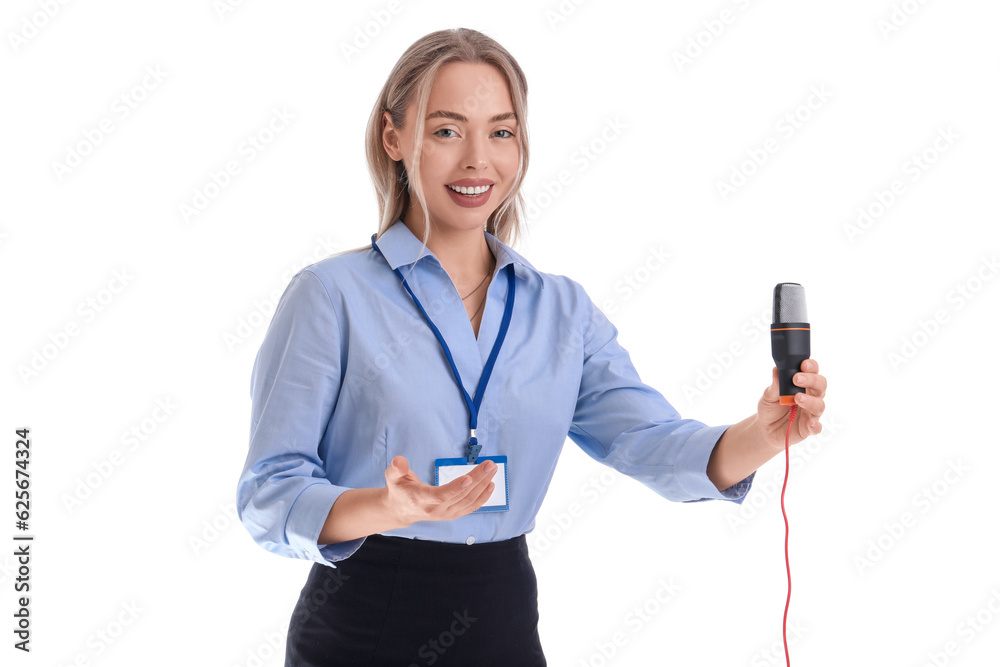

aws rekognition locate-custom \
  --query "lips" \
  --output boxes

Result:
[445,183,493,208]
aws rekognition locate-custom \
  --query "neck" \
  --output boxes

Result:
[402,211,495,284]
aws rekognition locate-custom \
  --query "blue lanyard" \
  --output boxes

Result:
[370,233,516,464]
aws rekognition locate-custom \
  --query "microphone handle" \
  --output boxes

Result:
[771,322,811,406]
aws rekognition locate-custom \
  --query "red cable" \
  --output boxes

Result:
[781,404,798,667]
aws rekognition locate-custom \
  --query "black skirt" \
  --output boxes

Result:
[285,533,547,666]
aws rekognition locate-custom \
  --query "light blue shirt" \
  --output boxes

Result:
[237,219,754,568]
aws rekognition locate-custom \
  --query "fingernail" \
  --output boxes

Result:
[461,477,473,488]
[484,461,496,473]
[796,393,805,403]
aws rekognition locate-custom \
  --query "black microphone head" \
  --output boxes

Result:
[773,283,807,323]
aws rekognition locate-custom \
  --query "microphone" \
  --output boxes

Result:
[771,283,811,406]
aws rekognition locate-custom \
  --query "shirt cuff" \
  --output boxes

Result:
[285,482,367,567]
[675,423,755,504]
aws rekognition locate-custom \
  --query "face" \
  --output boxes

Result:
[382,61,520,236]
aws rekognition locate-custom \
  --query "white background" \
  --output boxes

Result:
[3,1,999,665]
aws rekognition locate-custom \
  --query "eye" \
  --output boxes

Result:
[432,128,516,139]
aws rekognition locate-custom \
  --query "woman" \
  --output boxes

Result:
[236,27,827,666]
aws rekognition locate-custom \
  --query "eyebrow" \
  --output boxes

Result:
[426,110,517,124]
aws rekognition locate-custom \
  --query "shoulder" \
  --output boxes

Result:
[498,241,586,300]
[545,272,591,308]
[265,247,377,322]
[292,245,380,296]
[531,264,617,343]
[490,236,602,316]
[526,265,597,311]
[520,264,611,337]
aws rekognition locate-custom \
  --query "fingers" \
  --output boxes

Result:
[443,460,498,508]
[386,455,409,480]
[763,366,780,402]
[780,359,826,432]
[797,359,826,392]
[471,477,496,508]
[793,393,824,433]
[793,373,824,394]
[454,471,497,513]
[791,367,826,431]
[791,390,824,413]
[793,360,827,399]
[447,460,497,494]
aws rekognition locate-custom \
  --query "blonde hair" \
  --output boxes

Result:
[335,27,530,260]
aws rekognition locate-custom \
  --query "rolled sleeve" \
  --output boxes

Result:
[236,269,365,567]
[673,423,754,504]
[567,284,754,504]
[287,482,366,564]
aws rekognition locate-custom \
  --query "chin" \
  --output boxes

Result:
[438,206,498,229]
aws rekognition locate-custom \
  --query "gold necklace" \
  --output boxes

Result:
[469,288,488,322]
[463,255,495,321]
[460,254,495,300]
[460,271,490,300]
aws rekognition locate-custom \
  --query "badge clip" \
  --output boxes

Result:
[466,429,481,464]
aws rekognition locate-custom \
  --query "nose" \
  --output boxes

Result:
[461,133,489,170]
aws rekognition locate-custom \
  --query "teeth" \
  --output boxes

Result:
[447,184,491,195]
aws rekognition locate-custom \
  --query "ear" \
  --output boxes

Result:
[382,110,403,162]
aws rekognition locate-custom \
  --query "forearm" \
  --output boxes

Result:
[706,414,781,492]
[317,486,405,545]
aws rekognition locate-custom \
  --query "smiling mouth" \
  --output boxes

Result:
[446,184,493,196]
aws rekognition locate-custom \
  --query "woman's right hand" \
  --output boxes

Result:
[383,455,498,527]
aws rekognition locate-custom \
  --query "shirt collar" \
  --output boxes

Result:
[373,218,544,289]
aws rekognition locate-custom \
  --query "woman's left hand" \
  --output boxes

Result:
[757,359,827,450]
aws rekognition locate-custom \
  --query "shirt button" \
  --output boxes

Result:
[466,536,476,545]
